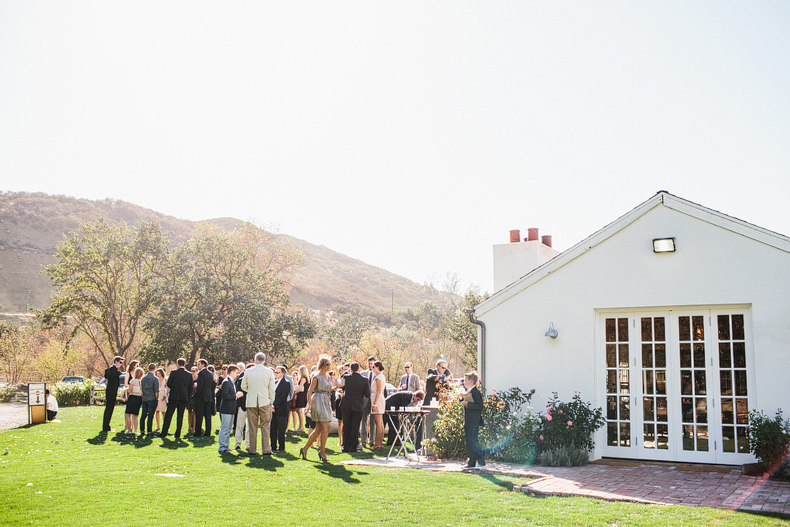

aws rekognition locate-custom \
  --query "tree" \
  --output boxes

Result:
[322,314,371,361]
[0,322,35,383]
[143,225,316,367]
[440,290,488,370]
[36,219,170,366]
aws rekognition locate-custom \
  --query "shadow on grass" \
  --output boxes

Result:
[245,453,285,471]
[187,435,216,448]
[313,460,366,484]
[86,431,108,445]
[159,437,191,450]
[474,472,517,492]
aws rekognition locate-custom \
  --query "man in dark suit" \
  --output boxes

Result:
[385,390,425,446]
[161,358,193,439]
[218,365,241,453]
[270,366,290,453]
[338,362,370,453]
[102,356,124,431]
[460,371,485,469]
[193,359,215,437]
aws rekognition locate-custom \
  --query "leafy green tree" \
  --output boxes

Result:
[440,290,488,370]
[36,219,169,366]
[322,314,371,361]
[143,225,316,367]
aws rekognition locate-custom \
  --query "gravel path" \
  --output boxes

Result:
[0,403,29,430]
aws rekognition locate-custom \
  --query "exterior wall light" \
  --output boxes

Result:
[545,322,558,339]
[652,238,676,253]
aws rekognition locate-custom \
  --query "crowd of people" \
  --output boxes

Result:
[99,353,484,466]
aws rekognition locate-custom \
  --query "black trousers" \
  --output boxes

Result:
[194,401,213,436]
[342,408,363,452]
[465,425,484,465]
[102,391,117,431]
[270,413,288,451]
[161,401,187,438]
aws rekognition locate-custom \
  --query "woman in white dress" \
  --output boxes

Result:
[154,368,168,433]
[370,361,386,450]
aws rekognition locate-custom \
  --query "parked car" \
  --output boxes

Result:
[60,376,85,383]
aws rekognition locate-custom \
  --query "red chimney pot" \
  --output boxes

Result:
[509,230,520,243]
[541,235,553,248]
[527,228,539,241]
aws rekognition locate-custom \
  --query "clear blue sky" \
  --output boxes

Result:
[2,2,789,294]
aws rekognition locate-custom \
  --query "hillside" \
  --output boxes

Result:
[0,191,445,318]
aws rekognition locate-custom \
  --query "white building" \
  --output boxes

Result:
[473,191,790,465]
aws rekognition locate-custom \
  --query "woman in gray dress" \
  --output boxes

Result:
[300,356,333,462]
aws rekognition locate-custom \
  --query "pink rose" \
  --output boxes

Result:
[567,420,573,426]
[539,435,544,440]
[546,408,551,414]
[559,410,563,414]
[546,415,552,421]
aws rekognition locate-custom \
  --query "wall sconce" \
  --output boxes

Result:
[652,238,676,253]
[545,322,558,339]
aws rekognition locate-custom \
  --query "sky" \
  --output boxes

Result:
[2,2,789,294]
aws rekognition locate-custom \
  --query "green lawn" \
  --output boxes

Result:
[0,406,787,527]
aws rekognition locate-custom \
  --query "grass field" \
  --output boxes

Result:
[0,406,787,527]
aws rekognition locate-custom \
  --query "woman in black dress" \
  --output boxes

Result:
[294,365,310,432]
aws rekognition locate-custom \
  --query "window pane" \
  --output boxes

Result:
[683,425,694,451]
[643,370,654,395]
[657,424,669,449]
[655,344,666,368]
[607,396,617,420]
[719,343,731,368]
[619,396,630,420]
[680,344,691,368]
[680,370,692,395]
[641,318,652,342]
[736,399,749,424]
[606,344,616,368]
[722,426,735,452]
[697,426,709,451]
[643,397,655,422]
[618,318,629,342]
[619,423,630,447]
[692,316,705,341]
[721,398,734,424]
[718,315,730,340]
[693,343,706,368]
[720,371,732,396]
[654,318,665,342]
[643,423,655,449]
[655,370,667,395]
[682,397,693,422]
[642,344,653,368]
[694,370,707,396]
[607,370,617,393]
[695,399,708,424]
[619,344,629,368]
[732,314,745,340]
[656,397,668,422]
[606,319,616,342]
[735,370,748,396]
[679,317,690,341]
[619,369,630,394]
[737,426,749,453]
[607,422,618,446]
[733,343,746,368]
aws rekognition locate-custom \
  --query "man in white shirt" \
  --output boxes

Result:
[46,389,58,421]
[241,352,276,455]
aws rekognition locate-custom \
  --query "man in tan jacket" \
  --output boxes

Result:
[240,352,276,455]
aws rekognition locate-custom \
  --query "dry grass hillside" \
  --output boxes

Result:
[0,191,443,318]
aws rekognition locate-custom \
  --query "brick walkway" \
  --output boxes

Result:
[341,457,790,514]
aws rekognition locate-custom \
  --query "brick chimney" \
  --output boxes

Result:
[492,228,560,291]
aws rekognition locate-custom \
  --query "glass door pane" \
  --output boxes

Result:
[678,315,709,453]
[641,317,668,451]
[605,317,631,448]
[718,314,750,454]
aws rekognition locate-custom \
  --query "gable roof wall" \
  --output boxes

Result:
[475,191,790,316]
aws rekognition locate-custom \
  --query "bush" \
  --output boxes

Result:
[0,386,16,403]
[748,409,790,470]
[535,391,604,464]
[427,387,539,463]
[536,445,591,467]
[51,380,94,406]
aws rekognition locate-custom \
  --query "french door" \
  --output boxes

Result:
[599,308,753,464]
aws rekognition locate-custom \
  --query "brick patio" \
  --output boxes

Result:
[341,457,790,514]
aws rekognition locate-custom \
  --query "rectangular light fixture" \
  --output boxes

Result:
[653,238,676,253]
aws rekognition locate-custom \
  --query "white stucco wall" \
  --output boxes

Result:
[476,202,790,461]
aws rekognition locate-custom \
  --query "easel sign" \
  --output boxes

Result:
[28,382,47,424]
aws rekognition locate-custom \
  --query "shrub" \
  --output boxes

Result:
[535,391,605,464]
[427,386,539,463]
[748,409,790,470]
[51,380,94,406]
[0,385,16,403]
[536,445,591,467]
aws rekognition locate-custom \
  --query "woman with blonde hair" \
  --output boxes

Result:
[299,357,333,462]
[293,365,310,432]
[124,367,145,435]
